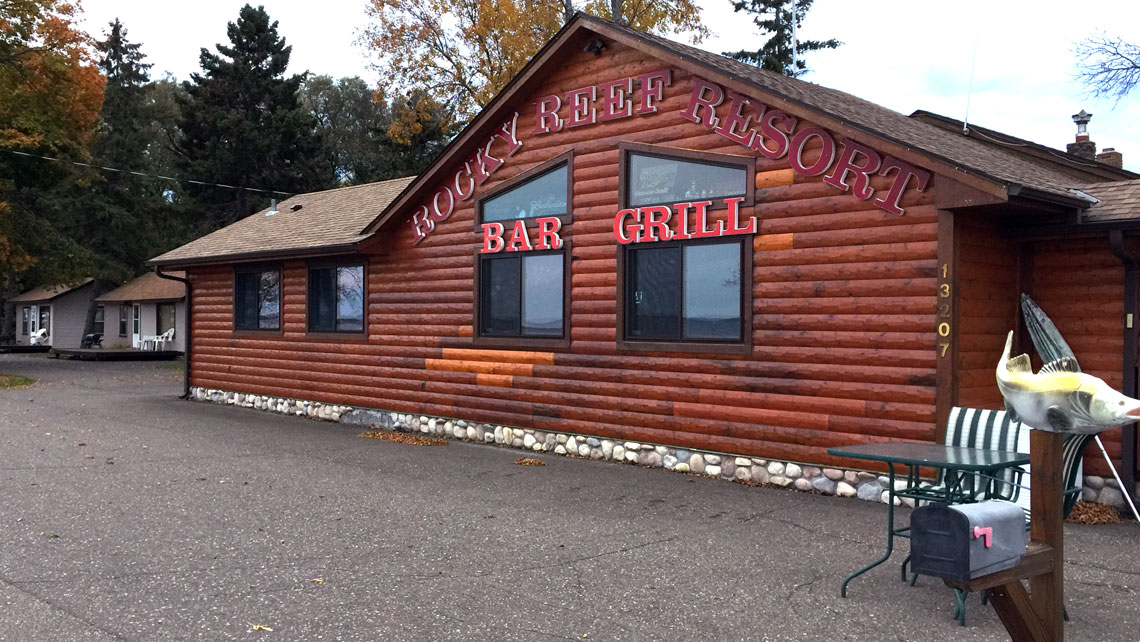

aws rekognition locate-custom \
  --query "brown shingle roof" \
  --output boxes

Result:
[149,176,415,266]
[10,278,94,303]
[95,271,186,302]
[595,17,1110,200]
[1082,179,1140,222]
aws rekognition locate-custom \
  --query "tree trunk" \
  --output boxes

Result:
[610,0,624,23]
[562,0,574,22]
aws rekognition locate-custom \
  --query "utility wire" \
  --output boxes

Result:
[0,147,295,197]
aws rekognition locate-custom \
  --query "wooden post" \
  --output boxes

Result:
[1029,429,1064,642]
[972,430,1065,641]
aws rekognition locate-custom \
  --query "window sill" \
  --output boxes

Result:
[617,339,751,356]
[233,329,284,338]
[305,331,370,342]
[462,335,572,351]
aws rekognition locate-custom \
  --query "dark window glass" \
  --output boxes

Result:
[157,303,175,335]
[235,269,280,331]
[119,305,128,337]
[626,246,682,340]
[482,165,568,222]
[309,265,365,332]
[625,240,743,343]
[627,153,747,207]
[480,253,564,338]
[39,306,50,336]
[93,306,105,335]
[21,307,29,334]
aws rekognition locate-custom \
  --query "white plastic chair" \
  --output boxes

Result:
[29,328,47,345]
[153,328,175,351]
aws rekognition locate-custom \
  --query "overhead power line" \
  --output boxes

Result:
[0,147,295,197]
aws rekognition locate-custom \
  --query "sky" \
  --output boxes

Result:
[78,0,1140,171]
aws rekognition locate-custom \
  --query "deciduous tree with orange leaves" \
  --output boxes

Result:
[362,0,707,125]
[0,0,104,327]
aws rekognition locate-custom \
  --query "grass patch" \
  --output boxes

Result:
[0,373,35,389]
[156,362,185,372]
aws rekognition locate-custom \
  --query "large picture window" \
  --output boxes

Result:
[623,238,748,346]
[157,303,176,335]
[479,252,564,338]
[620,142,754,209]
[308,264,365,333]
[234,267,281,331]
[477,152,572,225]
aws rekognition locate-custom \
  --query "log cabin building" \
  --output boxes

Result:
[150,15,1140,502]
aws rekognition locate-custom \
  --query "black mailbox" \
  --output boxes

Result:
[910,500,1027,583]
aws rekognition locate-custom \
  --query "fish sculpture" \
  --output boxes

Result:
[996,330,1140,434]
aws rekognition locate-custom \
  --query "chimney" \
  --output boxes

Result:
[1067,109,1097,159]
[1097,147,1124,169]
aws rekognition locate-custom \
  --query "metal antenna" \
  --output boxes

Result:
[963,34,979,134]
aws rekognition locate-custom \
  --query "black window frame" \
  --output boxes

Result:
[473,246,571,349]
[474,151,574,229]
[21,306,29,335]
[156,302,176,335]
[617,235,752,355]
[93,305,105,335]
[306,260,368,338]
[233,265,283,334]
[618,141,755,211]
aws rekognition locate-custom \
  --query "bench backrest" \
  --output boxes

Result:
[944,407,1022,499]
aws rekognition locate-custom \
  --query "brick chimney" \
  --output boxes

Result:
[1067,109,1097,159]
[1097,147,1124,168]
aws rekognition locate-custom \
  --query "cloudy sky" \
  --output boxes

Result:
[79,0,1140,171]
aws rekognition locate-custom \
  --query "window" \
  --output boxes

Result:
[623,238,748,346]
[477,152,572,225]
[308,264,365,333]
[157,303,176,335]
[119,305,129,337]
[132,304,140,335]
[93,305,105,335]
[21,307,29,335]
[620,142,753,209]
[478,252,564,338]
[38,306,50,336]
[234,268,281,331]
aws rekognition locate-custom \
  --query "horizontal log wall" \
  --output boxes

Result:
[1032,237,1125,477]
[189,41,943,469]
[956,213,1017,409]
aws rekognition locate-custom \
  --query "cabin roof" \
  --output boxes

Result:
[95,271,186,302]
[1082,179,1140,223]
[10,278,95,303]
[148,177,414,267]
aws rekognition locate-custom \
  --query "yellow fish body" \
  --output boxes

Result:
[996,331,1140,433]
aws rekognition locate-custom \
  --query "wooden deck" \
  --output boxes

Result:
[50,348,182,361]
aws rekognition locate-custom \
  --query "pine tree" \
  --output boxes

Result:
[724,0,840,76]
[177,4,333,229]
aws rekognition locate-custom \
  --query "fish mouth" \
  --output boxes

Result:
[1128,407,1140,419]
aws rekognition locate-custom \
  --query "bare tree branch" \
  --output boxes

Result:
[1076,33,1140,102]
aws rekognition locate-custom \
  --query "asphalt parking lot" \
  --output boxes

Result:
[0,353,1137,641]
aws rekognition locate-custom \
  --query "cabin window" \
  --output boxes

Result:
[478,153,572,224]
[21,307,29,335]
[157,303,176,335]
[620,142,754,209]
[93,305,105,335]
[623,238,747,344]
[119,305,129,337]
[308,264,365,333]
[234,267,281,331]
[38,306,50,336]
[478,252,565,339]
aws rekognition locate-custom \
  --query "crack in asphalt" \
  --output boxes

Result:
[0,571,128,641]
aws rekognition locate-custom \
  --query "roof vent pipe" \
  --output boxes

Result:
[266,199,277,216]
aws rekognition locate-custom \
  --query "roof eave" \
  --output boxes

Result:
[147,240,365,269]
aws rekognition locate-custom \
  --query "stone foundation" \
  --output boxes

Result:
[189,386,1126,511]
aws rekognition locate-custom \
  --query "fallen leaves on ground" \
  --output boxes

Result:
[358,429,447,446]
[310,578,325,584]
[0,374,35,389]
[249,623,273,632]
[514,457,546,466]
[1066,501,1123,524]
